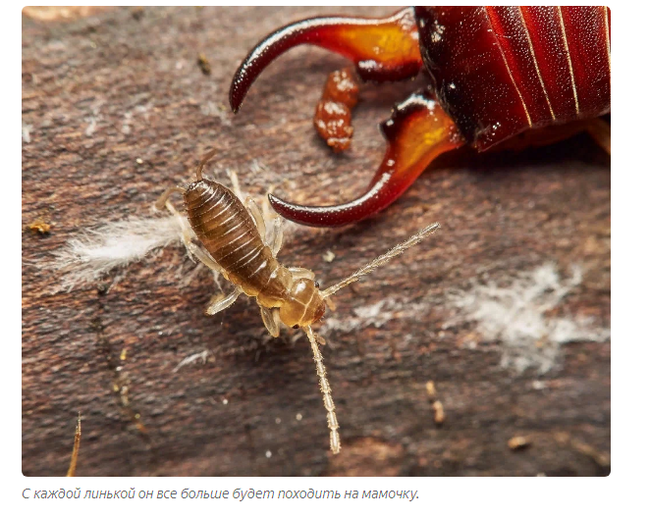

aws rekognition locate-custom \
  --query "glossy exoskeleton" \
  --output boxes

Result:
[229,6,611,227]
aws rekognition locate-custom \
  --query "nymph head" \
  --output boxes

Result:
[278,278,326,328]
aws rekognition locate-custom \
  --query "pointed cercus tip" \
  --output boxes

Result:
[267,193,333,228]
[268,193,372,228]
[228,88,242,114]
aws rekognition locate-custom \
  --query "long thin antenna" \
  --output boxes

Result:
[305,325,340,454]
[322,222,441,299]
[196,149,220,181]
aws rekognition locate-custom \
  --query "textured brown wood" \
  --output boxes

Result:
[22,7,610,476]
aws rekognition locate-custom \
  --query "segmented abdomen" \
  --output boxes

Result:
[184,180,288,303]
[416,6,611,150]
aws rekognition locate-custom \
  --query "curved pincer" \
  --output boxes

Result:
[268,89,465,227]
[229,8,422,113]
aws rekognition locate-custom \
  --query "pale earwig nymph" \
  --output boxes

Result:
[155,150,441,454]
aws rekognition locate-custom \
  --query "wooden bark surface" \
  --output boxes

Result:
[22,7,610,477]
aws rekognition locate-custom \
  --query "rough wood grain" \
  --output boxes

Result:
[22,6,610,477]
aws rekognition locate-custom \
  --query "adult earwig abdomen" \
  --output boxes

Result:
[416,6,611,150]
[229,6,611,227]
[156,150,441,454]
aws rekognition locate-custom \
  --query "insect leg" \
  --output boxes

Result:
[304,325,341,454]
[184,241,224,275]
[245,197,266,240]
[169,211,236,314]
[269,217,283,258]
[247,196,284,257]
[269,89,464,227]
[205,287,243,316]
[154,186,203,259]
[230,7,422,113]
[226,168,244,201]
[154,186,185,212]
[259,306,281,337]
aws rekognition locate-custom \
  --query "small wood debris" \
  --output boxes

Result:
[425,380,436,398]
[508,435,532,451]
[432,401,445,424]
[131,6,144,20]
[66,412,82,477]
[197,53,211,75]
[571,439,610,467]
[323,250,336,263]
[426,380,445,425]
[27,218,52,235]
